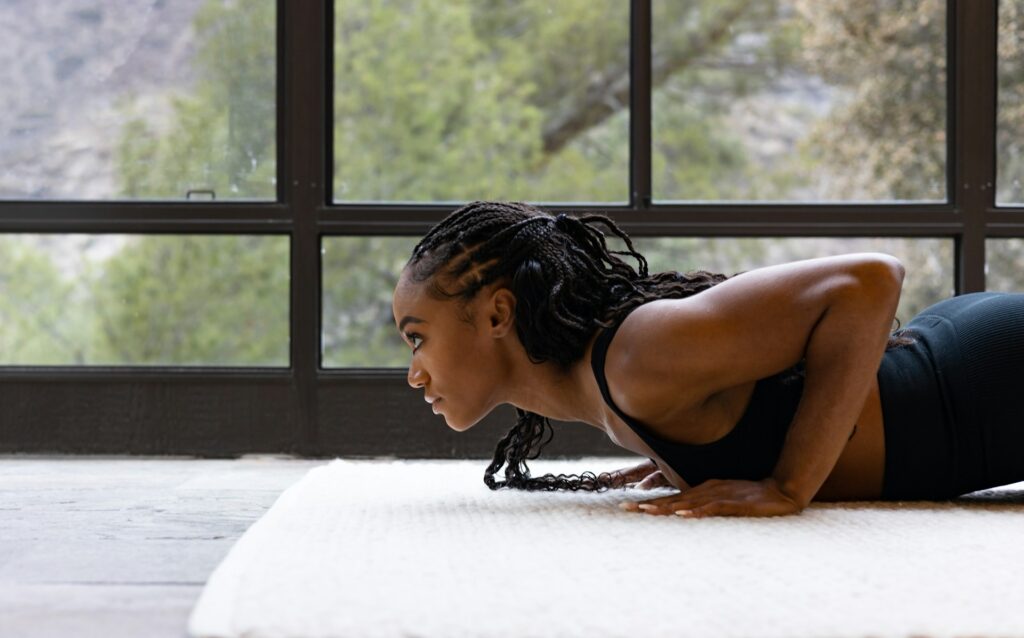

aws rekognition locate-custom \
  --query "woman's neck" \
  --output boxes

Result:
[499,333,608,431]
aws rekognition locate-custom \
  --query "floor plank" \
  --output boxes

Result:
[0,455,326,638]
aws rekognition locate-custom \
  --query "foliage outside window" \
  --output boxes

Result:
[0,1,276,201]
[651,0,946,202]
[998,0,1024,205]
[0,235,289,366]
[986,239,1024,291]
[332,0,630,203]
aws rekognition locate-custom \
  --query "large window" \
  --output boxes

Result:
[1,1,1021,457]
[0,234,289,366]
[0,1,276,201]
[332,0,630,204]
[652,0,946,202]
[322,236,417,367]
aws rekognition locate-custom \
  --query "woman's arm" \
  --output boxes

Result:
[610,253,904,508]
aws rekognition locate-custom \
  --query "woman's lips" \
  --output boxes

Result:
[431,398,443,414]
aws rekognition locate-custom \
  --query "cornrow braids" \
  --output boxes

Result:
[409,202,724,367]
[406,200,917,493]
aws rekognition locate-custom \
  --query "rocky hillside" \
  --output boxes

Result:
[0,0,204,199]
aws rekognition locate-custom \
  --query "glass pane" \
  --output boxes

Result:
[322,234,952,368]
[0,235,289,366]
[627,236,954,325]
[0,1,276,201]
[322,237,419,367]
[998,0,1024,206]
[332,0,629,204]
[652,0,946,203]
[986,238,1024,290]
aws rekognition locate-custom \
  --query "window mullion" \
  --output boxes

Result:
[630,0,653,209]
[954,0,997,293]
[282,0,328,453]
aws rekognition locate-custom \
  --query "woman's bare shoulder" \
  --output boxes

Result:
[602,299,709,422]
[606,254,904,408]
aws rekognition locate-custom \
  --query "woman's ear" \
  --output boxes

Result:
[487,288,516,337]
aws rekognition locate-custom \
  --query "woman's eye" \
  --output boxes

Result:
[406,333,422,350]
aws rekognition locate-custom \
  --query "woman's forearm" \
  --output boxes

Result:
[771,260,904,507]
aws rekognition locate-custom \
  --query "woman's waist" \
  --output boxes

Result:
[876,328,964,499]
[816,375,886,501]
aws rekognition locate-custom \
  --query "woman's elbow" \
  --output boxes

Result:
[882,254,906,285]
[855,253,905,301]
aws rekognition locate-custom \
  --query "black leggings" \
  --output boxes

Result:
[877,292,1024,500]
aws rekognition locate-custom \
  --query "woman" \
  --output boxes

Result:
[392,201,1024,518]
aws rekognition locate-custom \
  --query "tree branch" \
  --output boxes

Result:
[539,1,755,156]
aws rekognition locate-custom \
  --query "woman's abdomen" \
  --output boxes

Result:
[815,377,886,501]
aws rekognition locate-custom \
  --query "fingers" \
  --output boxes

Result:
[618,488,682,512]
[636,498,736,517]
[676,501,741,517]
[617,478,805,518]
[620,483,721,514]
[636,471,668,490]
[608,459,658,485]
[627,459,657,480]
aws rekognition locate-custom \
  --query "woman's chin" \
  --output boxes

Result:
[446,416,473,432]
[442,408,483,432]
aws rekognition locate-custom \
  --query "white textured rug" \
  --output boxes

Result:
[187,457,1024,638]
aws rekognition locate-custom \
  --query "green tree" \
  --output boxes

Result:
[89,235,289,365]
[793,0,946,200]
[0,237,85,364]
[98,0,282,366]
[117,0,276,199]
[321,237,418,367]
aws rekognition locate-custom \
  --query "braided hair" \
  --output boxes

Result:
[405,201,729,492]
[405,201,916,493]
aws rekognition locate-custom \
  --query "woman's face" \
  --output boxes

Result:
[391,268,515,431]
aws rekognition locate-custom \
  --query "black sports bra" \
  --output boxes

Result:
[590,304,805,487]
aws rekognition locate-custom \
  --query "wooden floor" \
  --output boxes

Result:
[0,455,327,638]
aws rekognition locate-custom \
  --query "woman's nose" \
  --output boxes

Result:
[407,361,428,389]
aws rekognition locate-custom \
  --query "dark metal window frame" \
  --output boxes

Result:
[0,1,1019,458]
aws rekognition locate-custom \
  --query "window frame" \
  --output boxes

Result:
[0,0,1019,458]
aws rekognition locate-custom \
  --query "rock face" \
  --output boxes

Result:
[0,0,205,199]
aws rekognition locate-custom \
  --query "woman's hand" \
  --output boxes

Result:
[618,477,805,518]
[605,458,671,490]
